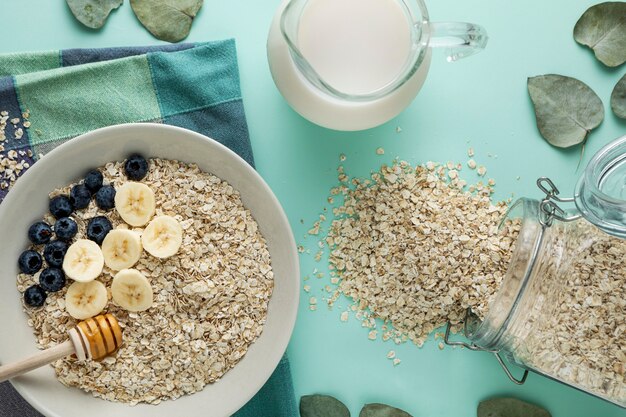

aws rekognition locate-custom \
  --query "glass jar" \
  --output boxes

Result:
[446,135,626,408]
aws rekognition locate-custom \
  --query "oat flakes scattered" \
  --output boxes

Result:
[313,160,519,347]
[467,159,477,169]
[376,147,385,155]
[0,109,35,192]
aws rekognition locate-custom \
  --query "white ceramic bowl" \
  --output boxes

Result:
[0,124,300,417]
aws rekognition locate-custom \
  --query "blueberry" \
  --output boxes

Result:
[54,217,78,241]
[70,184,91,210]
[124,154,149,181]
[43,240,68,268]
[84,170,103,193]
[18,250,43,274]
[24,285,47,308]
[95,185,116,210]
[87,216,113,245]
[39,268,66,292]
[49,195,72,219]
[27,221,53,245]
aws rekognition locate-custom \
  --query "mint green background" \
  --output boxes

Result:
[1,1,624,416]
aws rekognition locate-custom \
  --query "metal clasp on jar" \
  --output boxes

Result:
[536,177,582,227]
[443,308,529,385]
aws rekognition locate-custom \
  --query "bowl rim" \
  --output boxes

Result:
[0,123,300,416]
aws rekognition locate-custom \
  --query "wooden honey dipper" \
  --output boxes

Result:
[0,314,122,382]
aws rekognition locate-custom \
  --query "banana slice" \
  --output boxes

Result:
[65,280,108,320]
[111,269,153,312]
[63,239,104,282]
[114,182,156,227]
[141,215,183,258]
[102,229,142,271]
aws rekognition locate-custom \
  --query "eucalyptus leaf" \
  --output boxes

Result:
[573,2,626,67]
[300,395,350,417]
[527,74,604,148]
[611,73,626,118]
[359,403,413,417]
[66,0,123,29]
[130,0,203,43]
[478,397,551,417]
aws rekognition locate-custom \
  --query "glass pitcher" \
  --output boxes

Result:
[267,0,488,130]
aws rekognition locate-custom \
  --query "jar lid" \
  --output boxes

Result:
[574,135,626,238]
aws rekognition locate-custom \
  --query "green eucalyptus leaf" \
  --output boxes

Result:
[359,403,413,417]
[130,0,203,43]
[527,74,604,148]
[478,397,551,417]
[300,395,350,417]
[66,0,123,29]
[611,73,626,118]
[573,2,626,67]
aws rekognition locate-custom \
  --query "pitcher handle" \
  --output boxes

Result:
[426,22,488,62]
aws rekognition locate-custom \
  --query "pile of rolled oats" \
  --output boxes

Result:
[16,159,274,405]
[319,159,520,347]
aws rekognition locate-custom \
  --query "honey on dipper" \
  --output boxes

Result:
[0,313,123,382]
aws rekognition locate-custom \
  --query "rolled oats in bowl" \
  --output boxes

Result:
[16,158,274,405]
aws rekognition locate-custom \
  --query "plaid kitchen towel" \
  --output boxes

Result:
[0,41,297,417]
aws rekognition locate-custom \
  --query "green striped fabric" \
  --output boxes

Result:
[0,40,295,417]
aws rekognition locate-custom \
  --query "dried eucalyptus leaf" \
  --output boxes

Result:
[611,73,626,118]
[66,0,123,29]
[300,395,350,417]
[130,0,203,43]
[359,403,413,417]
[527,74,604,148]
[478,397,551,417]
[573,2,626,67]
